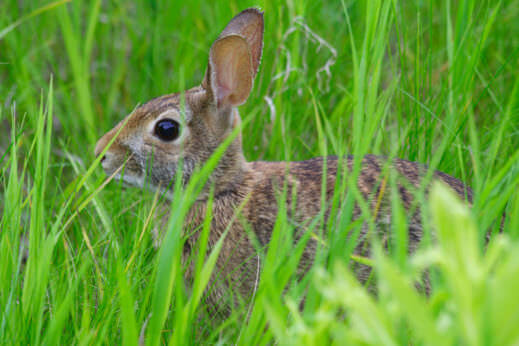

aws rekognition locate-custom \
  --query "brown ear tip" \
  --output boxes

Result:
[237,7,265,23]
[241,7,264,16]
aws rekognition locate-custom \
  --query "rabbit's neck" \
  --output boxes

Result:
[195,139,250,201]
[198,110,250,199]
[214,152,250,197]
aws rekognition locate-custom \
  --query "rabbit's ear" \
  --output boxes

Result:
[217,8,264,76]
[206,34,253,107]
[202,8,264,108]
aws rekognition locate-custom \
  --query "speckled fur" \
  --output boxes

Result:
[95,8,472,313]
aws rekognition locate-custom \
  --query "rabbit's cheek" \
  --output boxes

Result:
[146,162,177,191]
[146,156,195,192]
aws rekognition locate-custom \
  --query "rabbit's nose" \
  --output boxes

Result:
[95,148,106,163]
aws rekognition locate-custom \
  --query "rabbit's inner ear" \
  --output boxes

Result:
[208,35,253,108]
[201,9,264,99]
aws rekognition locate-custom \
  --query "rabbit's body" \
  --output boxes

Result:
[179,155,471,308]
[95,9,472,310]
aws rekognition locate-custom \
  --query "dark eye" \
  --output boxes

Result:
[154,118,180,142]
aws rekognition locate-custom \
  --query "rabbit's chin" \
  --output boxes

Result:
[115,172,175,201]
[115,173,144,188]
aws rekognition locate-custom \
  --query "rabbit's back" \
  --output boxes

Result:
[247,155,471,235]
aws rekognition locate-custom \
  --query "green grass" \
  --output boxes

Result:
[1,0,519,344]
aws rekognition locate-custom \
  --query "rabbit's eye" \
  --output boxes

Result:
[155,119,180,142]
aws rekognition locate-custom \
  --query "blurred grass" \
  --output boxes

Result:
[1,0,519,344]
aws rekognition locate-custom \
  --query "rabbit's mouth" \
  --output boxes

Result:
[101,151,146,188]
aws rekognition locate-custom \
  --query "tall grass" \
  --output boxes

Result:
[1,0,519,344]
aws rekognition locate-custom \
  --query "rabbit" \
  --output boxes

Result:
[94,8,472,310]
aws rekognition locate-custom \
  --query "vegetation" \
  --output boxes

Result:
[1,0,518,344]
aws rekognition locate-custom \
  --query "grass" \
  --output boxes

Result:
[1,0,519,344]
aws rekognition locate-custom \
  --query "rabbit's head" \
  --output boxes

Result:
[94,9,263,198]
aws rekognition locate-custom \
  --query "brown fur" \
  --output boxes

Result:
[94,8,472,312]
